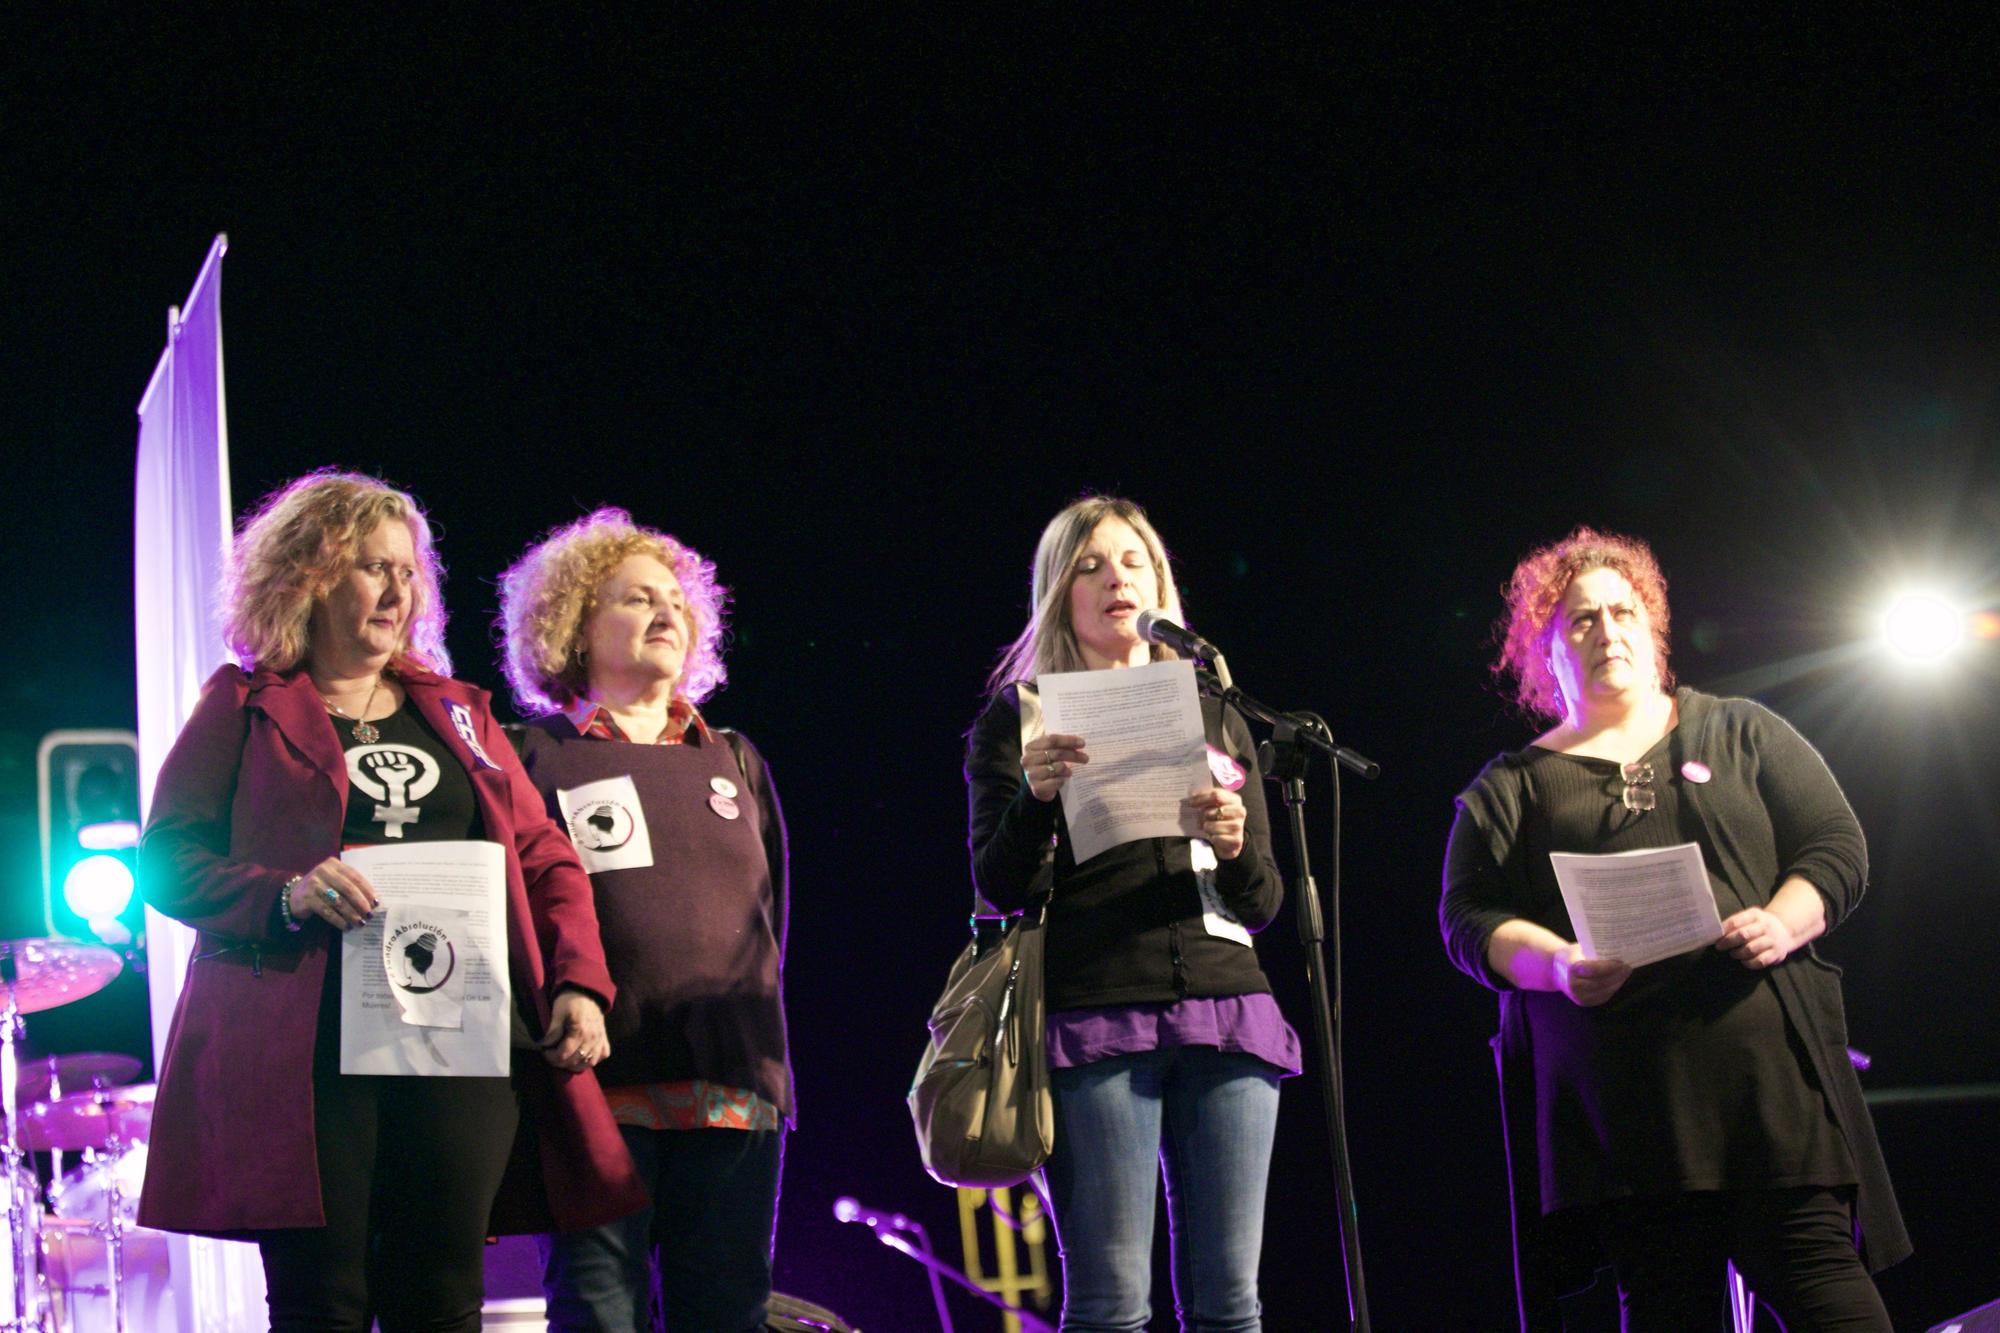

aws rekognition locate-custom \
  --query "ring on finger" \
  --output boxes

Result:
[322,887,341,907]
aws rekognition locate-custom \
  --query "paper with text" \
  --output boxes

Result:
[340,840,510,1076]
[1549,842,1724,968]
[1038,659,1210,864]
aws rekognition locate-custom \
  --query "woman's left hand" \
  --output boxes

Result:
[1187,789,1248,860]
[1716,906,1800,970]
[539,989,610,1072]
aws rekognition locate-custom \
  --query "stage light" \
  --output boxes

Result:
[1880,592,1965,664]
[38,730,142,939]
[77,820,141,850]
[64,854,135,923]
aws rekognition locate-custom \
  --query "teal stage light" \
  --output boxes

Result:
[37,730,142,940]
[64,853,135,922]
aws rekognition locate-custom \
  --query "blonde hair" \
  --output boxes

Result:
[987,495,1185,692]
[222,469,450,675]
[497,507,729,715]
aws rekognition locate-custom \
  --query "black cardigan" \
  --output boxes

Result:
[1440,688,1910,1330]
[966,682,1285,1011]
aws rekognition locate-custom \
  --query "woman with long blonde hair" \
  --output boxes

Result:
[967,495,1296,1332]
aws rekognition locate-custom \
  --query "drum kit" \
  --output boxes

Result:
[0,938,161,1333]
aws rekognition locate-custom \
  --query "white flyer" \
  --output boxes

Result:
[555,773,655,873]
[1037,659,1211,864]
[339,840,511,1077]
[1548,841,1724,968]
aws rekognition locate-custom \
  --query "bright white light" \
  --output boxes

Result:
[1881,592,1966,664]
[77,820,141,851]
[63,854,134,922]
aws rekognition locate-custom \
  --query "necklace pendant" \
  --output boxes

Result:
[351,719,381,745]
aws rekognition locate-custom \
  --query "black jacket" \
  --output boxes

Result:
[966,682,1284,1011]
[1441,689,1910,1331]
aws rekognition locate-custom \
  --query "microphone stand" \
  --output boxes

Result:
[841,1211,1057,1333]
[1198,660,1378,1332]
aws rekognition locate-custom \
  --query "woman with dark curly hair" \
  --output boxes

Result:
[1440,526,1907,1331]
[498,508,790,1333]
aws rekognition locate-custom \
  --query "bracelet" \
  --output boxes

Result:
[279,875,305,933]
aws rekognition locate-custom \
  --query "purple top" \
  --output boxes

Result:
[1047,993,1303,1076]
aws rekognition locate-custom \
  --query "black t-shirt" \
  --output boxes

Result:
[336,702,483,847]
[1513,730,1855,1211]
[315,701,485,1060]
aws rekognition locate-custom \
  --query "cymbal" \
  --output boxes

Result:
[0,939,123,1014]
[16,1084,156,1153]
[15,1052,143,1107]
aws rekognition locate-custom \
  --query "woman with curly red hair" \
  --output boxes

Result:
[498,508,791,1332]
[1440,527,1907,1331]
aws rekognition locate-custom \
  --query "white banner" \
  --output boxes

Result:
[134,233,269,1331]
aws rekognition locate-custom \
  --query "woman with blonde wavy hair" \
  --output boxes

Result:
[498,507,791,1333]
[139,469,643,1333]
[967,495,1296,1333]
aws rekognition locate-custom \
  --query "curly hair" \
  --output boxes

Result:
[1495,525,1673,722]
[987,495,1187,692]
[497,507,729,714]
[222,469,451,676]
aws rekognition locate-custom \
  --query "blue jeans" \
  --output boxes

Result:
[1040,1047,1281,1333]
[539,1123,784,1333]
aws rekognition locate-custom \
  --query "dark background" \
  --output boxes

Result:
[6,12,1998,1330]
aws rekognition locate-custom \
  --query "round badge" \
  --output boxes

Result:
[1680,760,1712,784]
[709,775,740,798]
[708,793,741,820]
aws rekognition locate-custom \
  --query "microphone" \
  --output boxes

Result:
[833,1196,914,1231]
[1134,610,1221,664]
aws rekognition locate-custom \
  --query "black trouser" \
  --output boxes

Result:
[1587,1186,1891,1332]
[540,1122,785,1333]
[256,1059,519,1332]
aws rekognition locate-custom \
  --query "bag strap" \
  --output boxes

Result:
[716,727,754,791]
[971,683,1056,921]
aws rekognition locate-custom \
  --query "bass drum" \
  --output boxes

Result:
[50,1143,147,1225]
[0,1162,44,1325]
[46,1142,177,1333]
[39,1218,174,1333]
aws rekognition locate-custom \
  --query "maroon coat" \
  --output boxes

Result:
[136,664,647,1236]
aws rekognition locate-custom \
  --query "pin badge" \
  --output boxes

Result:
[1681,761,1712,784]
[708,793,741,820]
[710,775,740,798]
[1205,744,1247,792]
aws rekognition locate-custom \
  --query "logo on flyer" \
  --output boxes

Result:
[385,919,458,995]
